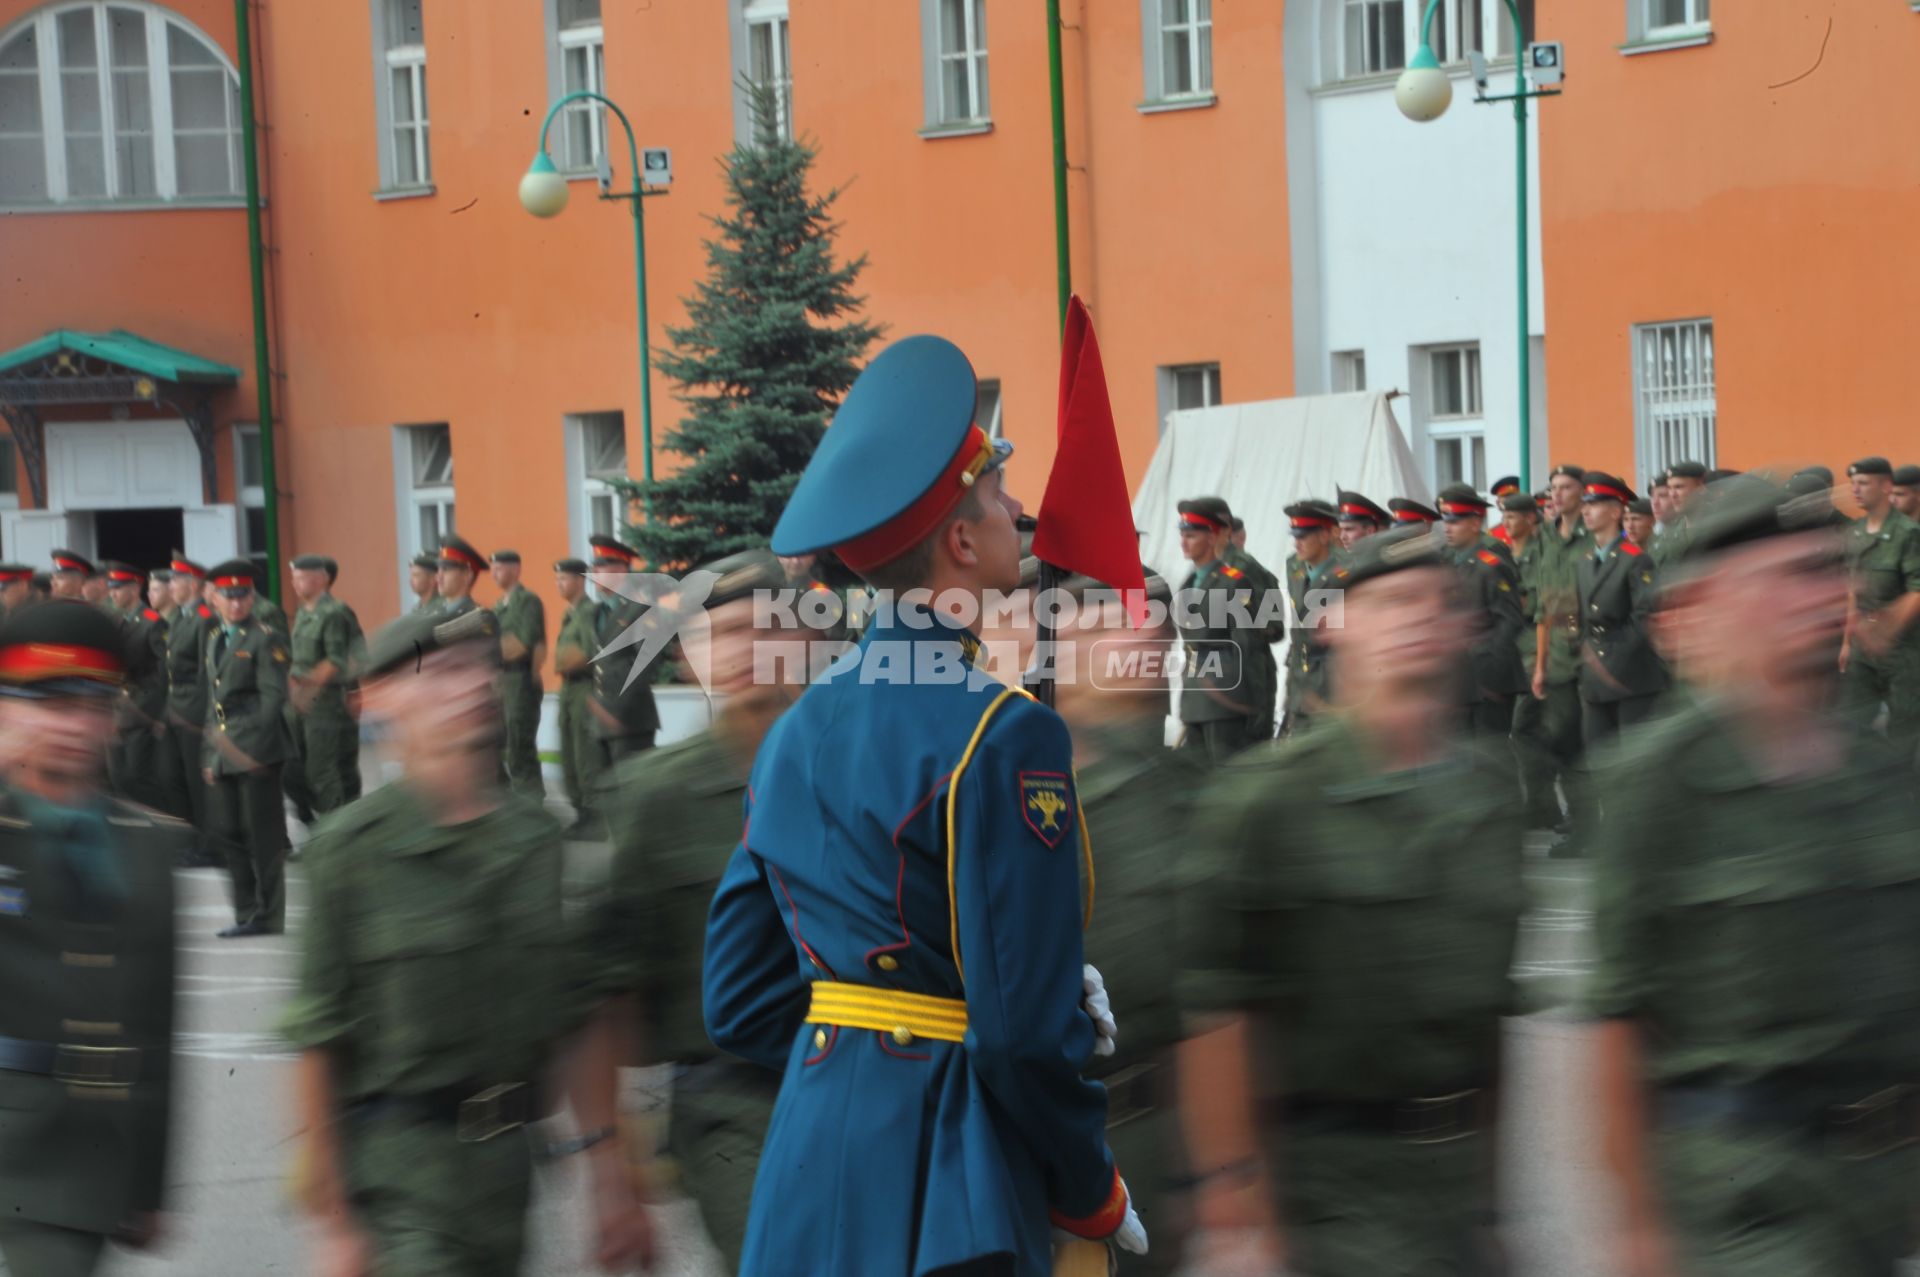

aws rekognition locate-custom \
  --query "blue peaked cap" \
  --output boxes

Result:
[772,335,1012,558]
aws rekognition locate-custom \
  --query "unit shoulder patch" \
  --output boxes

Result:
[1018,771,1072,848]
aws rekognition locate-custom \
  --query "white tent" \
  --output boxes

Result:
[1132,391,1430,591]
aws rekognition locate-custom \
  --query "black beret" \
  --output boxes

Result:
[489,549,521,565]
[1500,492,1539,514]
[554,558,590,575]
[410,553,439,571]
[1893,465,1920,488]
[1626,498,1654,517]
[1332,523,1448,591]
[364,606,500,680]
[1848,457,1893,478]
[1548,463,1586,482]
[290,554,328,571]
[0,598,125,698]
[1666,460,1708,480]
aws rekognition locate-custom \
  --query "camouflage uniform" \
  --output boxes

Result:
[288,595,359,815]
[554,595,601,812]
[1282,548,1346,736]
[490,585,548,798]
[1842,510,1920,759]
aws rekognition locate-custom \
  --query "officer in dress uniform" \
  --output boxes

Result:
[1487,477,1521,545]
[1336,491,1388,550]
[1575,473,1666,748]
[1176,524,1525,1277]
[702,335,1146,1277]
[1,563,35,622]
[1280,499,1346,739]
[434,537,485,618]
[1840,456,1920,762]
[0,600,183,1277]
[586,534,662,761]
[1222,515,1285,744]
[1589,475,1920,1277]
[1436,484,1527,739]
[201,560,291,938]
[164,557,216,858]
[552,557,601,830]
[408,552,441,615]
[488,549,548,798]
[572,549,795,1273]
[49,550,93,602]
[281,605,575,1277]
[101,563,171,812]
[1174,498,1271,757]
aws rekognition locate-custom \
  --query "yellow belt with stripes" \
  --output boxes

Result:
[806,982,969,1045]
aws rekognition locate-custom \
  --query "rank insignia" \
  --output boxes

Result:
[1019,772,1072,848]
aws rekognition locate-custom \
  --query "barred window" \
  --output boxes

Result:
[1633,319,1716,483]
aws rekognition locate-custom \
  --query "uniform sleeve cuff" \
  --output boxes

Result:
[1049,1166,1127,1239]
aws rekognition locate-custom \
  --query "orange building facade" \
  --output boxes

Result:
[1537,0,1920,490]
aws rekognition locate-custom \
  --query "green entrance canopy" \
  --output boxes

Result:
[0,328,240,387]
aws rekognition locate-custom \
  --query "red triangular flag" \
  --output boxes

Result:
[1033,296,1150,626]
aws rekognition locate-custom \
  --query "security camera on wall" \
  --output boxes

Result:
[1528,41,1565,87]
[1468,50,1490,91]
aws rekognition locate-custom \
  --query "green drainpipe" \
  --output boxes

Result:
[234,0,281,604]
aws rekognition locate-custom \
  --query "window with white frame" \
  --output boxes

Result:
[551,0,605,173]
[1632,320,1715,480]
[1340,0,1405,77]
[405,423,455,554]
[572,411,628,540]
[374,0,429,188]
[0,2,243,207]
[1638,0,1710,40]
[924,0,988,128]
[737,0,791,143]
[1426,343,1485,491]
[1424,0,1492,64]
[1332,350,1367,393]
[1157,362,1221,434]
[975,380,1002,440]
[1145,0,1212,100]
[234,424,267,577]
[1492,0,1535,55]
[0,435,17,508]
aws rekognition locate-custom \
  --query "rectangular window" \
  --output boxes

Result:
[1156,362,1221,434]
[1433,434,1488,492]
[571,410,628,540]
[1425,343,1484,491]
[169,25,242,197]
[931,0,988,126]
[1332,350,1367,393]
[406,423,455,553]
[1633,319,1715,481]
[0,435,18,508]
[1157,0,1212,98]
[376,0,429,188]
[1429,344,1482,419]
[975,379,1003,440]
[1645,0,1710,37]
[1341,0,1406,77]
[741,0,791,142]
[1493,0,1536,55]
[234,425,267,578]
[554,0,606,172]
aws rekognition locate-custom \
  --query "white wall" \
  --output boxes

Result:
[1285,1,1548,489]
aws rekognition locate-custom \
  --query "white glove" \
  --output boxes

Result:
[1112,1180,1149,1255]
[1082,963,1117,1058]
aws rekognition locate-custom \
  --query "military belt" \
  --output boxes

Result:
[0,1035,141,1088]
[1657,1082,1920,1160]
[1284,1088,1489,1144]
[347,1081,534,1142]
[806,982,968,1045]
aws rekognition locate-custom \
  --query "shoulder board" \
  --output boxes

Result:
[143,608,161,621]
[1219,563,1245,580]
[197,603,213,618]
[1330,566,1351,581]
[1619,540,1644,557]
[1475,549,1501,567]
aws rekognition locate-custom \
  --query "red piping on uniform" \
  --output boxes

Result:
[876,1031,930,1063]
[804,1024,837,1066]
[771,864,835,978]
[868,776,949,966]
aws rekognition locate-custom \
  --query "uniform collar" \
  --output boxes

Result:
[861,599,984,663]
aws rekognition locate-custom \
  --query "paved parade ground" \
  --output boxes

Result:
[74,836,1611,1277]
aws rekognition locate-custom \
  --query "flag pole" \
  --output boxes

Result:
[1032,0,1072,708]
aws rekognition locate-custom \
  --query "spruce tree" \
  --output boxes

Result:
[617,84,882,570]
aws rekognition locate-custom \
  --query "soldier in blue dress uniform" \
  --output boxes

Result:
[702,335,1147,1277]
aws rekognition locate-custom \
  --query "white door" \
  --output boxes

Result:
[0,510,91,564]
[181,505,240,565]
[46,421,201,510]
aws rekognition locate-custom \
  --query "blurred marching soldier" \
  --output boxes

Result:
[281,606,578,1277]
[201,560,291,939]
[552,557,601,831]
[434,536,486,618]
[1176,524,1525,1277]
[0,563,32,622]
[1575,473,1666,748]
[702,336,1146,1275]
[408,552,440,614]
[1487,477,1520,545]
[1336,489,1388,550]
[1651,460,1706,567]
[1506,494,1581,838]
[164,557,217,855]
[1175,497,1272,757]
[587,534,662,762]
[1222,515,1285,744]
[1624,498,1656,549]
[0,600,183,1277]
[102,563,174,814]
[488,549,548,798]
[1841,457,1920,760]
[286,555,360,818]
[1437,484,1527,739]
[1589,475,1920,1277]
[1891,463,1920,521]
[321,558,365,805]
[571,550,794,1273]
[1785,468,1850,530]
[1280,499,1346,740]
[50,550,92,602]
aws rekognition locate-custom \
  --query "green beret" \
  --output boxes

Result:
[364,606,500,680]
[410,553,439,571]
[1330,523,1447,591]
[1627,498,1654,517]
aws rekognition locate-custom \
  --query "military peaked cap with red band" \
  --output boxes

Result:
[771,335,1012,573]
[104,562,143,584]
[1283,499,1339,533]
[1335,490,1388,527]
[1388,497,1441,525]
[50,549,94,576]
[0,598,126,698]
[170,554,206,579]
[1177,496,1234,533]
[437,536,487,573]
[1436,483,1491,521]
[1490,476,1521,498]
[1581,472,1635,505]
[208,559,259,593]
[0,564,32,584]
[588,534,641,568]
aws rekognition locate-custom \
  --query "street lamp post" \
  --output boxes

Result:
[520,92,662,516]
[1396,1,1558,490]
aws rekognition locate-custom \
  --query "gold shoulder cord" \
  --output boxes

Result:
[944,687,1096,982]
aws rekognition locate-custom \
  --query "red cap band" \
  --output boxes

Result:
[1395,508,1437,524]
[51,555,89,573]
[107,568,142,583]
[0,642,124,684]
[836,426,996,574]
[1289,514,1337,531]
[1438,499,1485,516]
[1179,510,1227,533]
[212,574,252,589]
[440,545,486,572]
[1585,481,1631,503]
[0,568,29,583]
[1338,503,1376,518]
[171,559,204,578]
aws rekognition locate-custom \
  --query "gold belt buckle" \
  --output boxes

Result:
[1396,1089,1480,1145]
[457,1083,527,1143]
[53,1044,140,1088]
[1826,1085,1916,1162]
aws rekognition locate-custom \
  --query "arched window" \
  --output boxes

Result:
[0,1,243,207]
